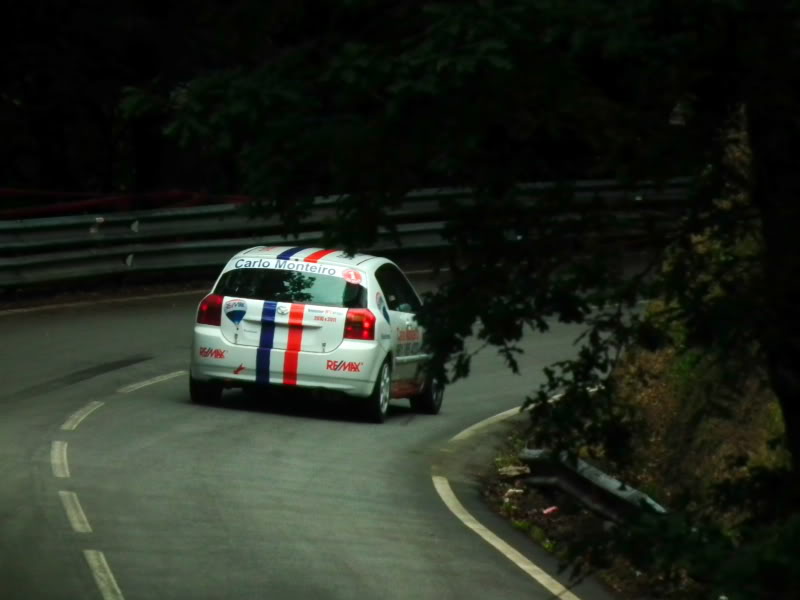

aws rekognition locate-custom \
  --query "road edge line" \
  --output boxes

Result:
[0,288,206,317]
[432,475,582,600]
[449,406,521,442]
[432,404,584,600]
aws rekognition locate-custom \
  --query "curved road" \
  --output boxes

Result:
[0,291,612,600]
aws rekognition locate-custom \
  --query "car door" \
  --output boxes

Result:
[374,264,425,393]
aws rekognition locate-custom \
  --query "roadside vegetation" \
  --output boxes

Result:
[483,238,792,598]
[485,115,800,598]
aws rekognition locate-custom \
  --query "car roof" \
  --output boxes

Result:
[233,245,385,269]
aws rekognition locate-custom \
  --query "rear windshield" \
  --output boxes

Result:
[215,268,366,308]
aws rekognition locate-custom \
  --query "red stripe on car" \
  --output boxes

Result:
[303,249,337,263]
[283,304,306,385]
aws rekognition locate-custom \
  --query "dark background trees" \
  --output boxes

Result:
[1,1,638,194]
[0,0,278,192]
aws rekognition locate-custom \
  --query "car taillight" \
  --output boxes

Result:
[197,294,223,326]
[344,308,376,340]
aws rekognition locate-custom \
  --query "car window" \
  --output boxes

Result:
[375,264,421,313]
[215,268,366,308]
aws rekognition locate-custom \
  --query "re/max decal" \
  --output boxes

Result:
[199,347,226,359]
[326,360,363,373]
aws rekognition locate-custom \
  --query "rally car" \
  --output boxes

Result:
[189,246,444,422]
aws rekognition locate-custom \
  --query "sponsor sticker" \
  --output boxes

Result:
[326,360,364,373]
[233,257,338,276]
[199,347,226,359]
[224,299,247,325]
[313,315,337,322]
[342,269,363,285]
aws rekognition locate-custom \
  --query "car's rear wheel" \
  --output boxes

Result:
[410,373,444,415]
[365,361,392,423]
[189,376,222,404]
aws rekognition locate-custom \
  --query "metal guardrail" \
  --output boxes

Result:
[0,179,691,289]
[0,189,249,220]
[519,448,667,523]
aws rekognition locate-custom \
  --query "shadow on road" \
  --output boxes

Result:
[189,385,415,424]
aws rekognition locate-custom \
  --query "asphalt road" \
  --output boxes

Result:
[0,290,616,600]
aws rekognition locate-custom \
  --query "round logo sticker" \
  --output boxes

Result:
[224,299,247,325]
[343,269,363,285]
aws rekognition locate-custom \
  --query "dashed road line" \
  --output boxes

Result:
[58,491,92,533]
[117,370,186,394]
[51,441,70,478]
[61,401,105,431]
[84,550,125,600]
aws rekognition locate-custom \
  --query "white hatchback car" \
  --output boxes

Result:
[189,245,444,422]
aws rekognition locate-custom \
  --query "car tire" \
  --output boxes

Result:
[410,372,444,415]
[365,360,392,423]
[189,376,222,404]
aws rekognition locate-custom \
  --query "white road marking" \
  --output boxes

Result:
[117,370,187,394]
[449,406,522,442]
[432,475,583,600]
[0,289,206,317]
[58,491,92,533]
[61,401,104,431]
[450,391,591,443]
[84,550,125,600]
[51,441,70,478]
[436,403,586,597]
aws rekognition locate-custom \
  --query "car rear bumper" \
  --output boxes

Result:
[190,326,381,398]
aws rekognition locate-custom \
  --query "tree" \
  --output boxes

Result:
[134,1,800,596]
[0,1,282,192]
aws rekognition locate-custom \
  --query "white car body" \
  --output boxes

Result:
[189,245,443,421]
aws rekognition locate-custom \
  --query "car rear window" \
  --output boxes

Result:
[214,268,366,308]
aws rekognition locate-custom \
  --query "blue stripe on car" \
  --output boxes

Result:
[276,247,309,260]
[256,301,277,384]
